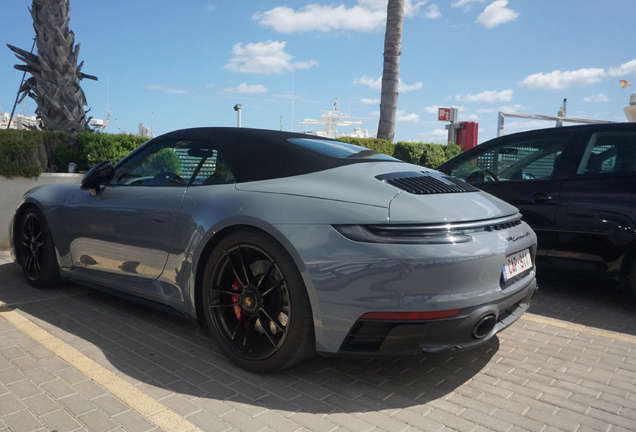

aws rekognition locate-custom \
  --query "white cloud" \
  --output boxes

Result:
[360,98,379,104]
[397,113,420,122]
[353,76,423,92]
[400,81,424,92]
[518,59,636,91]
[424,4,441,19]
[451,0,485,9]
[422,105,442,114]
[455,89,513,102]
[225,41,318,75]
[584,94,609,103]
[520,68,606,90]
[205,4,215,12]
[143,85,186,94]
[354,76,381,89]
[616,58,636,76]
[223,83,268,94]
[497,104,525,113]
[368,110,419,122]
[477,0,518,28]
[255,0,431,34]
[422,105,464,115]
[403,0,429,17]
[417,128,448,143]
[477,108,495,113]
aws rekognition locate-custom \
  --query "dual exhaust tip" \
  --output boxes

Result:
[472,314,497,339]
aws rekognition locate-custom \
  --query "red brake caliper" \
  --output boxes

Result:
[231,279,242,319]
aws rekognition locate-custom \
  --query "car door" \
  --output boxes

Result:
[66,139,211,282]
[440,130,575,256]
[553,125,636,273]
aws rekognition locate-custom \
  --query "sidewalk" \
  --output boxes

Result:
[1,249,636,432]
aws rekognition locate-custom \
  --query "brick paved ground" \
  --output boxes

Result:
[1,250,635,432]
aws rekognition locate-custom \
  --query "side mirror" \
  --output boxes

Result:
[81,161,115,195]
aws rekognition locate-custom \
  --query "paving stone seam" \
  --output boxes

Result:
[0,304,203,432]
[521,314,636,345]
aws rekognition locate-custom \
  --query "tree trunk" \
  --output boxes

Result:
[377,0,404,143]
[7,0,97,136]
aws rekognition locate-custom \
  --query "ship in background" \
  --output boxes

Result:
[296,100,375,139]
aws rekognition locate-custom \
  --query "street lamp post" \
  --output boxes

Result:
[234,104,242,128]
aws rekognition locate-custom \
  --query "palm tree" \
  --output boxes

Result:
[377,0,404,143]
[7,0,97,134]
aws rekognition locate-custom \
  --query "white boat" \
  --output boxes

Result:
[297,100,375,139]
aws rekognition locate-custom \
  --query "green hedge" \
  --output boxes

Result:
[56,132,149,173]
[337,137,395,157]
[0,129,149,178]
[0,130,67,178]
[419,143,446,168]
[340,137,461,169]
[393,141,426,165]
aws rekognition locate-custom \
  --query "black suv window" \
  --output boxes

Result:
[576,132,636,175]
[449,135,571,183]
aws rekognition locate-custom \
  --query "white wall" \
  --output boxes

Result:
[0,173,83,249]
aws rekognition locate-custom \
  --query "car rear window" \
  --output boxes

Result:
[287,138,397,160]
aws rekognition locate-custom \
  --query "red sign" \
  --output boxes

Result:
[438,108,450,121]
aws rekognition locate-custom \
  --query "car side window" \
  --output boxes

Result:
[449,135,571,184]
[190,151,235,185]
[576,132,636,176]
[111,140,231,186]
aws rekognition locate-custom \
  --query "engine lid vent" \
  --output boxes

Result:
[376,171,479,195]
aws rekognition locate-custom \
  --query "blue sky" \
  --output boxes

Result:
[2,0,636,143]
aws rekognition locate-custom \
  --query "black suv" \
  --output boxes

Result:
[437,123,636,299]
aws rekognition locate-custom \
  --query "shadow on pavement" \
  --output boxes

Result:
[530,270,636,337]
[0,261,497,415]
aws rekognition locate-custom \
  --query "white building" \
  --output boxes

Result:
[0,111,40,130]
[138,123,150,137]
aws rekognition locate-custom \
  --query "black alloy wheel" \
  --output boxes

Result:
[203,230,314,372]
[19,208,60,288]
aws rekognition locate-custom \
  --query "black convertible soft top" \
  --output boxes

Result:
[128,127,399,183]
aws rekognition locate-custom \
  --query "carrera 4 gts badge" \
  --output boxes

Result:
[506,232,531,242]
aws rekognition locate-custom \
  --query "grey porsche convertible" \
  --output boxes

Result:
[10,128,537,372]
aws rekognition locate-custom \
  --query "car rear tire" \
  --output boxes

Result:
[18,208,60,289]
[202,230,315,372]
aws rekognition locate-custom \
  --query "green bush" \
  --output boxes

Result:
[0,129,67,178]
[393,141,462,169]
[393,141,426,165]
[136,148,182,176]
[419,143,446,169]
[337,137,395,157]
[78,133,149,170]
[0,130,150,178]
[55,139,87,173]
[442,143,461,162]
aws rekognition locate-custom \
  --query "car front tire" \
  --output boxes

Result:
[18,208,60,289]
[202,230,315,373]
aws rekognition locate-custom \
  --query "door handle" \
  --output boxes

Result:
[151,213,171,222]
[531,193,552,203]
[565,212,599,219]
